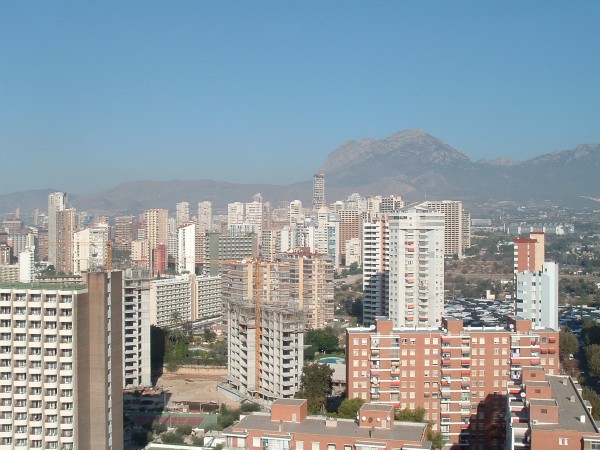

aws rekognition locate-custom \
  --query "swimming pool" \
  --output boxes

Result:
[318,357,346,364]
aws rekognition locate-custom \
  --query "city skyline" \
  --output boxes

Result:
[2,2,600,194]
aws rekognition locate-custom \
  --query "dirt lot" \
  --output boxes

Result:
[154,368,240,408]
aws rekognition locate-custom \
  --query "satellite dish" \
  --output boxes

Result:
[377,418,381,422]
[368,417,373,423]
[520,392,526,398]
[362,416,366,421]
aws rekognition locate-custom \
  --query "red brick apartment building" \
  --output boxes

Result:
[346,317,560,449]
[507,367,600,449]
[223,398,432,450]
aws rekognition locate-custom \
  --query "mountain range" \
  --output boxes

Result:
[1,129,599,215]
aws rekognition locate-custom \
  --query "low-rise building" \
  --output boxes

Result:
[223,399,432,450]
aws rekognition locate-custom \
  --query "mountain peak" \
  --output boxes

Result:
[321,129,470,174]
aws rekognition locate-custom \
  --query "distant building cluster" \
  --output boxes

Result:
[7,173,600,449]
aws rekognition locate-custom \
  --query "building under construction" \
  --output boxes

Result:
[225,297,304,404]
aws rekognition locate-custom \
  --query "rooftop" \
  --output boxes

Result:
[227,413,430,447]
[0,282,86,291]
[272,398,306,407]
[533,376,598,434]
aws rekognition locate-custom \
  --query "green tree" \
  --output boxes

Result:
[306,328,339,354]
[585,344,600,378]
[151,419,167,434]
[161,432,184,444]
[175,425,193,436]
[336,397,364,419]
[203,328,217,343]
[295,363,334,414]
[583,321,600,346]
[583,387,600,420]
[395,407,426,422]
[559,328,579,359]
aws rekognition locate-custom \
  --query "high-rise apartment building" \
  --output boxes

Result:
[227,202,245,228]
[0,271,123,450]
[225,298,304,404]
[202,232,257,276]
[177,223,196,274]
[47,192,67,266]
[284,249,334,329]
[380,195,405,213]
[56,208,76,274]
[516,262,559,331]
[346,317,559,448]
[123,275,152,388]
[388,205,445,328]
[149,274,197,327]
[221,260,290,306]
[196,276,222,321]
[197,201,213,232]
[114,216,136,251]
[175,201,190,226]
[312,172,325,210]
[363,214,389,325]
[513,231,545,274]
[143,209,168,275]
[72,224,109,274]
[288,200,304,226]
[422,200,471,258]
[339,209,361,264]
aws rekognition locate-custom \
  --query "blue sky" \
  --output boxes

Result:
[1,1,599,194]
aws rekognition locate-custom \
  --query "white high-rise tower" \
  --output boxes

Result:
[388,205,445,328]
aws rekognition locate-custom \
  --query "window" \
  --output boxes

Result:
[559,438,569,445]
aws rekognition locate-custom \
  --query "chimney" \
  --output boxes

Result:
[278,420,283,432]
[571,395,576,402]
[580,415,586,423]
[325,417,337,427]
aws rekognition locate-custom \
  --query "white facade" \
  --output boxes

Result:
[345,238,362,267]
[388,206,445,328]
[18,249,34,283]
[197,276,222,321]
[197,201,213,232]
[288,200,304,226]
[177,223,196,274]
[123,277,152,388]
[227,202,245,228]
[72,224,109,274]
[516,262,559,331]
[150,274,196,327]
[167,217,178,259]
[176,201,190,226]
[362,215,389,325]
[245,201,263,237]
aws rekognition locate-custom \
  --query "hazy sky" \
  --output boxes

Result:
[2,1,600,194]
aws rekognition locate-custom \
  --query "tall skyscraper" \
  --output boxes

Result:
[362,214,389,325]
[143,209,168,275]
[177,222,196,274]
[197,201,213,232]
[0,271,123,450]
[312,172,325,210]
[114,216,136,251]
[175,201,190,226]
[388,205,445,328]
[422,200,470,257]
[47,192,67,266]
[56,208,76,274]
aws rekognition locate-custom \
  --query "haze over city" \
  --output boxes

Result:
[2,1,600,194]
